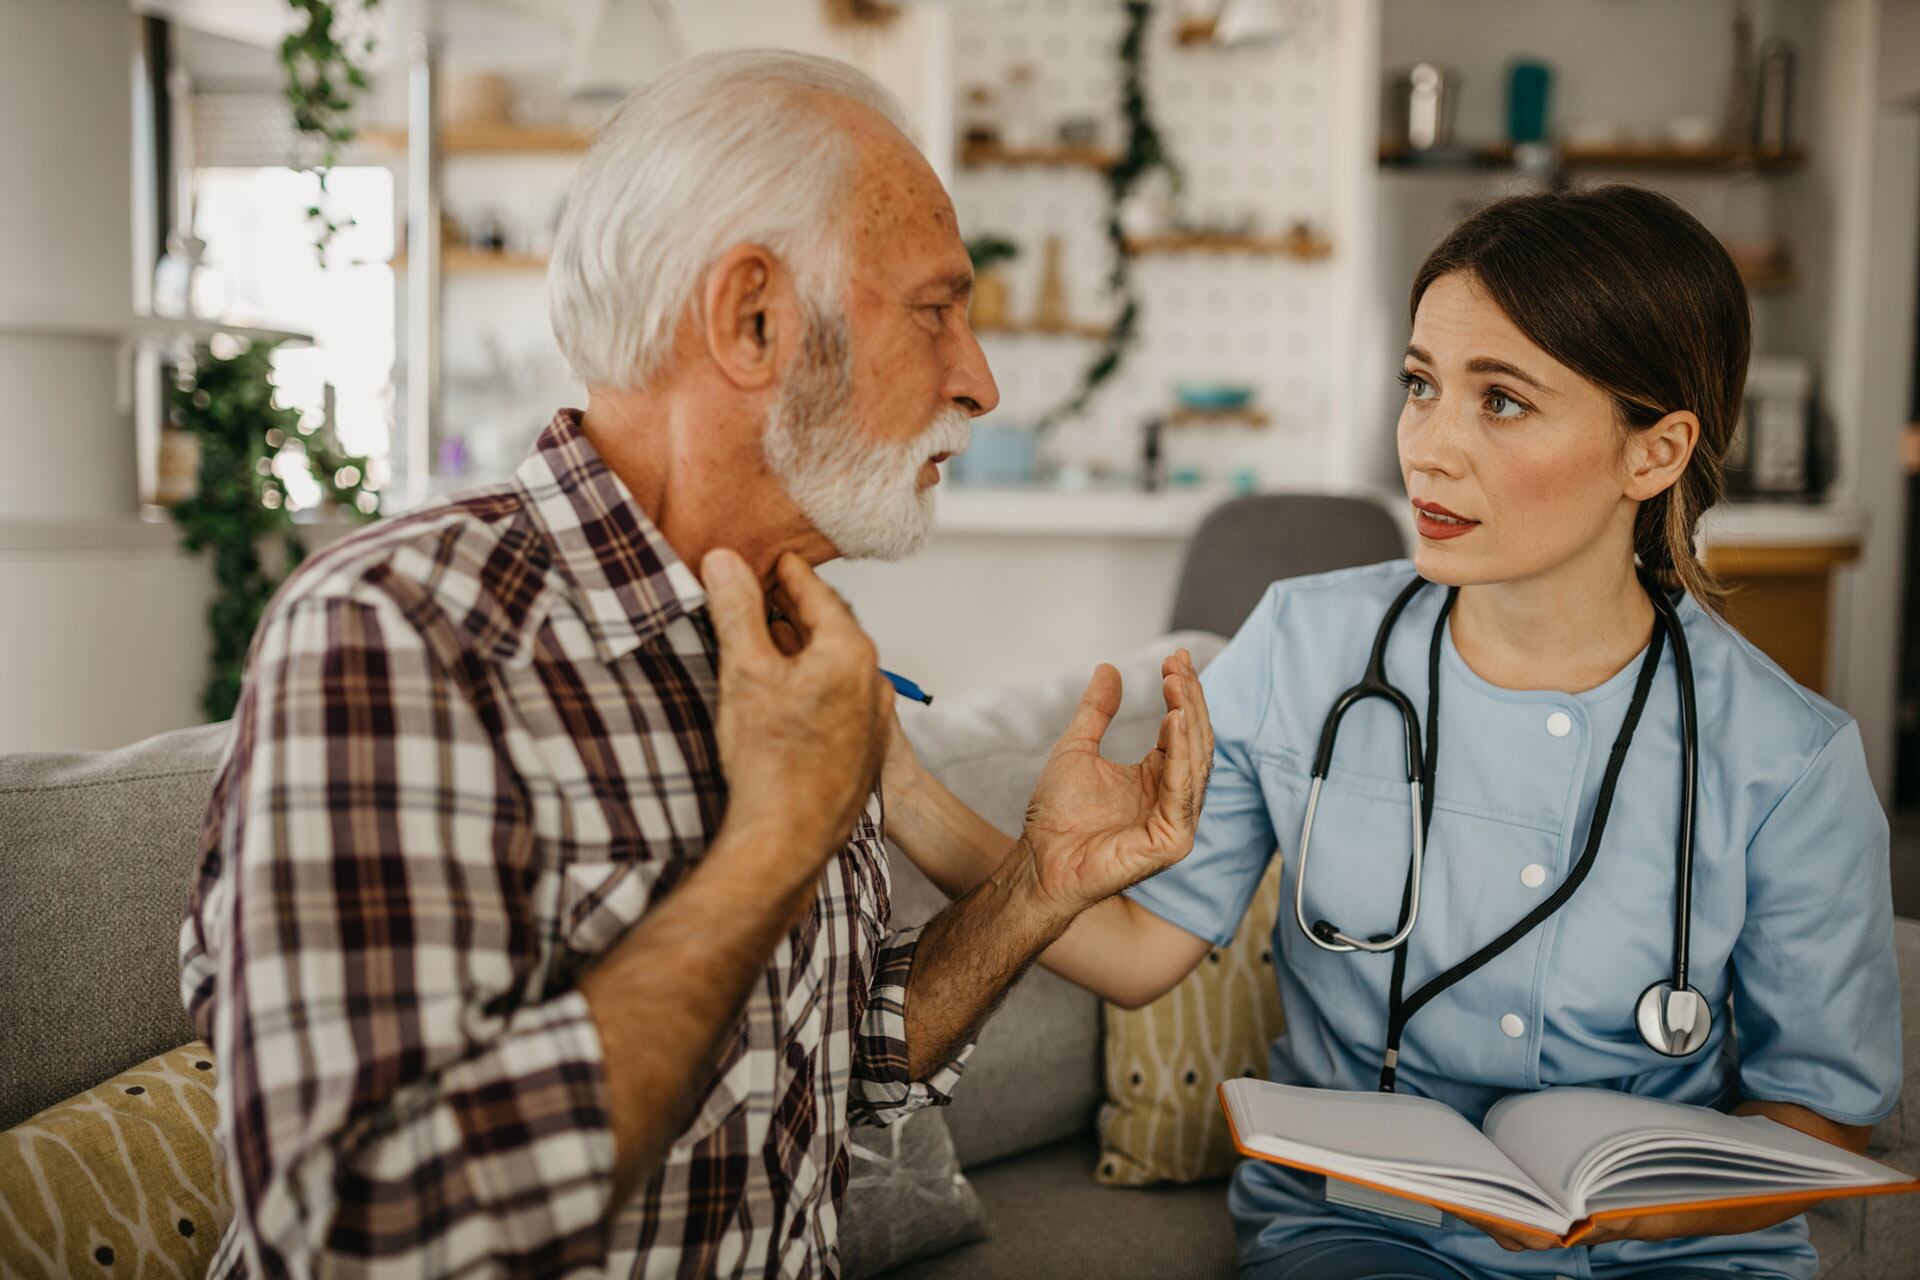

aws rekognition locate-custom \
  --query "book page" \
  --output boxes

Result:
[1221,1079,1571,1230]
[1482,1088,1911,1215]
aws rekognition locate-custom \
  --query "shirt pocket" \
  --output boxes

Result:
[1262,757,1423,942]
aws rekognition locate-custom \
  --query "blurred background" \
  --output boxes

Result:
[1,0,1915,832]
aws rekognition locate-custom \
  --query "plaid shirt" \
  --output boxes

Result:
[180,410,970,1279]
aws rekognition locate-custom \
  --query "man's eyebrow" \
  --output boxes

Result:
[1402,345,1554,395]
[918,270,974,299]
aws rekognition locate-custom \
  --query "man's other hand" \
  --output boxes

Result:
[702,549,889,871]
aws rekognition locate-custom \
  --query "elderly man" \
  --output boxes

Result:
[180,49,1212,1278]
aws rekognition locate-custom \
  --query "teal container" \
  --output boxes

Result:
[1507,60,1553,144]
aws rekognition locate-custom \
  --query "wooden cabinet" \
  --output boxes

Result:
[1702,533,1862,697]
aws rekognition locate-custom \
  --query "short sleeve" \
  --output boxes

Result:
[1126,584,1283,948]
[1732,720,1903,1125]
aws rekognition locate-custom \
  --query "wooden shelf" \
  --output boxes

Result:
[1379,140,1805,175]
[972,320,1113,341]
[1562,142,1805,172]
[1126,232,1334,260]
[959,140,1117,171]
[361,124,593,155]
[1167,405,1271,428]
[393,248,549,274]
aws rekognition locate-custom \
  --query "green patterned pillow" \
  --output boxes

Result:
[1097,856,1286,1186]
[0,1042,229,1277]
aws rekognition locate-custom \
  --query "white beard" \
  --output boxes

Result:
[762,308,972,561]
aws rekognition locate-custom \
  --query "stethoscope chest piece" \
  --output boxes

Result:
[1635,980,1713,1057]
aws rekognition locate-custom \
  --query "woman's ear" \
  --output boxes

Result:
[1625,409,1701,502]
[700,242,799,391]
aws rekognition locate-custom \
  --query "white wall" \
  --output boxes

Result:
[0,0,219,753]
[0,535,211,753]
[1823,0,1920,796]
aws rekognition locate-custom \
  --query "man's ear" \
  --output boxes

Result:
[700,242,798,392]
[1624,408,1701,503]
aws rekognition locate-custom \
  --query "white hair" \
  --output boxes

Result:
[548,49,922,390]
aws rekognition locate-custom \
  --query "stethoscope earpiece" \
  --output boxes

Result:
[1635,980,1713,1058]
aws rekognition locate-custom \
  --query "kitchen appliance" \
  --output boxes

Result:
[1729,356,1816,497]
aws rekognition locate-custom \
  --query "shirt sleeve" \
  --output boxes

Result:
[1733,719,1903,1126]
[190,593,617,1277]
[847,923,974,1127]
[1125,584,1284,948]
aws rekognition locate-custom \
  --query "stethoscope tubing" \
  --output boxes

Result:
[1294,571,1706,1085]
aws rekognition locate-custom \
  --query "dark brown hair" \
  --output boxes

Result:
[1409,184,1750,612]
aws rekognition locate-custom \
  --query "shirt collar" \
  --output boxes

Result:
[515,409,708,662]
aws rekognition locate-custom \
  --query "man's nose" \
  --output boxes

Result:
[948,326,1000,418]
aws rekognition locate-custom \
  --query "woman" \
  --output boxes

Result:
[885,186,1901,1279]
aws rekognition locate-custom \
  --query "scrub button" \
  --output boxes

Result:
[1546,711,1573,737]
[1520,863,1548,889]
[1500,1013,1526,1038]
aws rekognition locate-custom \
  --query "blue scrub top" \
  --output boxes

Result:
[1127,561,1903,1280]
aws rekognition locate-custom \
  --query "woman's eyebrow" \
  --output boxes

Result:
[1465,356,1555,395]
[1402,346,1555,396]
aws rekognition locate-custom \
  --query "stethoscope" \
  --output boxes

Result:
[1292,572,1711,1093]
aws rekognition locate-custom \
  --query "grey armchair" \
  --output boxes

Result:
[1169,493,1407,637]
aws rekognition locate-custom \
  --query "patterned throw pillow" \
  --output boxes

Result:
[0,1042,230,1277]
[1096,856,1286,1186]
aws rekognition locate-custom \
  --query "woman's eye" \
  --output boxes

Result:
[1397,370,1434,400]
[1486,389,1528,418]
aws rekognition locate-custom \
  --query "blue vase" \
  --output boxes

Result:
[952,424,1038,487]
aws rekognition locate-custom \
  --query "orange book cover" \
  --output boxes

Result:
[1218,1083,1920,1248]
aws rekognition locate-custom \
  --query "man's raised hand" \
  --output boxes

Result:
[1015,649,1216,918]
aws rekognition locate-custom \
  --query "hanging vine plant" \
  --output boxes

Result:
[280,0,383,260]
[1037,0,1181,431]
[168,341,380,720]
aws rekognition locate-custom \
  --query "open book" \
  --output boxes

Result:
[1219,1078,1920,1247]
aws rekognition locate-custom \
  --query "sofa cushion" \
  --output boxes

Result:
[0,724,228,1128]
[841,1108,983,1279]
[888,632,1227,1171]
[873,1135,1235,1280]
[0,1040,228,1277]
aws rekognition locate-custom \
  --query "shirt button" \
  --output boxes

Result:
[1500,1013,1527,1038]
[1520,863,1548,888]
[1546,711,1573,737]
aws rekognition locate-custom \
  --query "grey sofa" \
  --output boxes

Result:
[2,633,1916,1278]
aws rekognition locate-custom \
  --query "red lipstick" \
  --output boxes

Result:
[1412,499,1479,541]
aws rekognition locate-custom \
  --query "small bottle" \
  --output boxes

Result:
[1034,235,1069,332]
[1002,65,1041,150]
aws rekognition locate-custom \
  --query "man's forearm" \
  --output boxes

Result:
[901,838,1074,1077]
[578,817,823,1205]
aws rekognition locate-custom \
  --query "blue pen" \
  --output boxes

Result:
[880,668,934,705]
